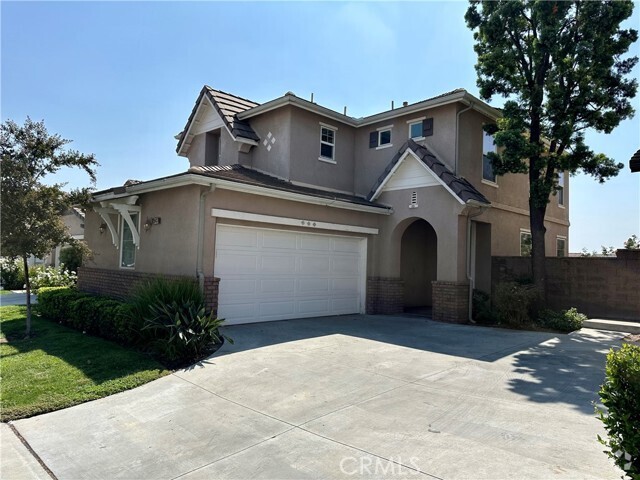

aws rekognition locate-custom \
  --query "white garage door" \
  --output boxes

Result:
[214,224,366,325]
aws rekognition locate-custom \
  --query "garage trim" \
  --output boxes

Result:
[211,208,379,235]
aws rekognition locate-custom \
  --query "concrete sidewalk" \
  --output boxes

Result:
[10,315,624,479]
[0,291,37,307]
[0,423,50,480]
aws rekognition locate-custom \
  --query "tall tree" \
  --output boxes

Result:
[1,118,97,336]
[465,1,638,292]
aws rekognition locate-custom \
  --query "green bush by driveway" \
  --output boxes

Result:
[0,305,168,421]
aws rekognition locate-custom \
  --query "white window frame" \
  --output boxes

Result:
[556,236,567,257]
[557,172,565,208]
[319,124,336,163]
[407,117,426,141]
[119,212,140,269]
[375,125,393,150]
[482,130,498,186]
[520,229,532,257]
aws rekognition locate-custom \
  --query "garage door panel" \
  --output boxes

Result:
[261,255,296,274]
[333,237,361,253]
[297,278,330,294]
[262,231,297,249]
[331,256,360,274]
[216,253,259,274]
[332,298,359,313]
[299,256,331,274]
[259,301,296,317]
[219,279,256,295]
[298,235,331,252]
[217,228,258,248]
[298,299,330,315]
[215,225,365,325]
[259,279,295,294]
[331,278,359,294]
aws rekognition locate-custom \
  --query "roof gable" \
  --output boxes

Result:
[379,154,440,193]
[176,86,260,156]
[369,140,490,205]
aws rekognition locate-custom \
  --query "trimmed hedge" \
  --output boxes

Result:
[37,287,133,345]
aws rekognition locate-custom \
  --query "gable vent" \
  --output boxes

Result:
[409,191,418,209]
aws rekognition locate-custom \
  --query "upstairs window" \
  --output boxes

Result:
[557,173,565,207]
[520,229,532,257]
[319,126,336,161]
[369,125,393,149]
[556,236,566,257]
[409,121,423,140]
[120,212,139,268]
[482,131,497,183]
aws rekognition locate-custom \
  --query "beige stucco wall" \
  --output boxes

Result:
[244,106,292,179]
[288,108,356,193]
[353,103,458,196]
[85,185,202,276]
[373,185,468,282]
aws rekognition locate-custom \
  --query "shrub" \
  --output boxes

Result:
[472,289,496,324]
[0,257,25,290]
[29,265,77,292]
[59,243,88,273]
[597,343,640,479]
[492,281,542,327]
[538,308,586,333]
[37,287,88,323]
[37,287,133,344]
[143,299,230,363]
[127,278,204,344]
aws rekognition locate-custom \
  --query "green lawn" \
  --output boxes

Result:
[0,289,13,295]
[0,306,169,421]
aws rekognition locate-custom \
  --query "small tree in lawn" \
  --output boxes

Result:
[1,118,97,336]
[465,1,638,294]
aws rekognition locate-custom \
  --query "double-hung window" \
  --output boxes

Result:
[520,229,532,257]
[120,212,139,268]
[556,236,566,257]
[319,125,336,162]
[482,131,497,184]
[557,173,565,207]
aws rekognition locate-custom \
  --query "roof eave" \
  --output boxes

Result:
[91,173,391,215]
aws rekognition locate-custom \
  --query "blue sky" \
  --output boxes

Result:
[2,1,639,252]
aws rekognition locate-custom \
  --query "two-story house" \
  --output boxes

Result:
[80,86,569,324]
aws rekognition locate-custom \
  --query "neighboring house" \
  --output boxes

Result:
[80,86,569,324]
[27,208,85,267]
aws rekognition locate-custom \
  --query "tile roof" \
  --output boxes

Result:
[630,149,640,173]
[359,88,467,122]
[176,86,260,153]
[205,87,260,141]
[368,139,490,205]
[188,164,390,209]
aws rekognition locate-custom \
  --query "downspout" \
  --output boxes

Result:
[455,103,473,175]
[466,204,485,323]
[197,185,216,291]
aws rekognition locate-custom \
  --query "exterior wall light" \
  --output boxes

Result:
[99,223,107,234]
[144,217,161,231]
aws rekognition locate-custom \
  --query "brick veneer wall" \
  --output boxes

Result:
[492,250,640,320]
[431,281,470,323]
[77,267,220,314]
[366,277,404,314]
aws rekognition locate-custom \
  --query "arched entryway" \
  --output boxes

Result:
[400,219,437,311]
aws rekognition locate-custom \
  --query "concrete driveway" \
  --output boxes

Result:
[9,315,622,479]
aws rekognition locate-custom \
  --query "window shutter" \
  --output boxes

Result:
[423,118,434,137]
[369,131,378,148]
